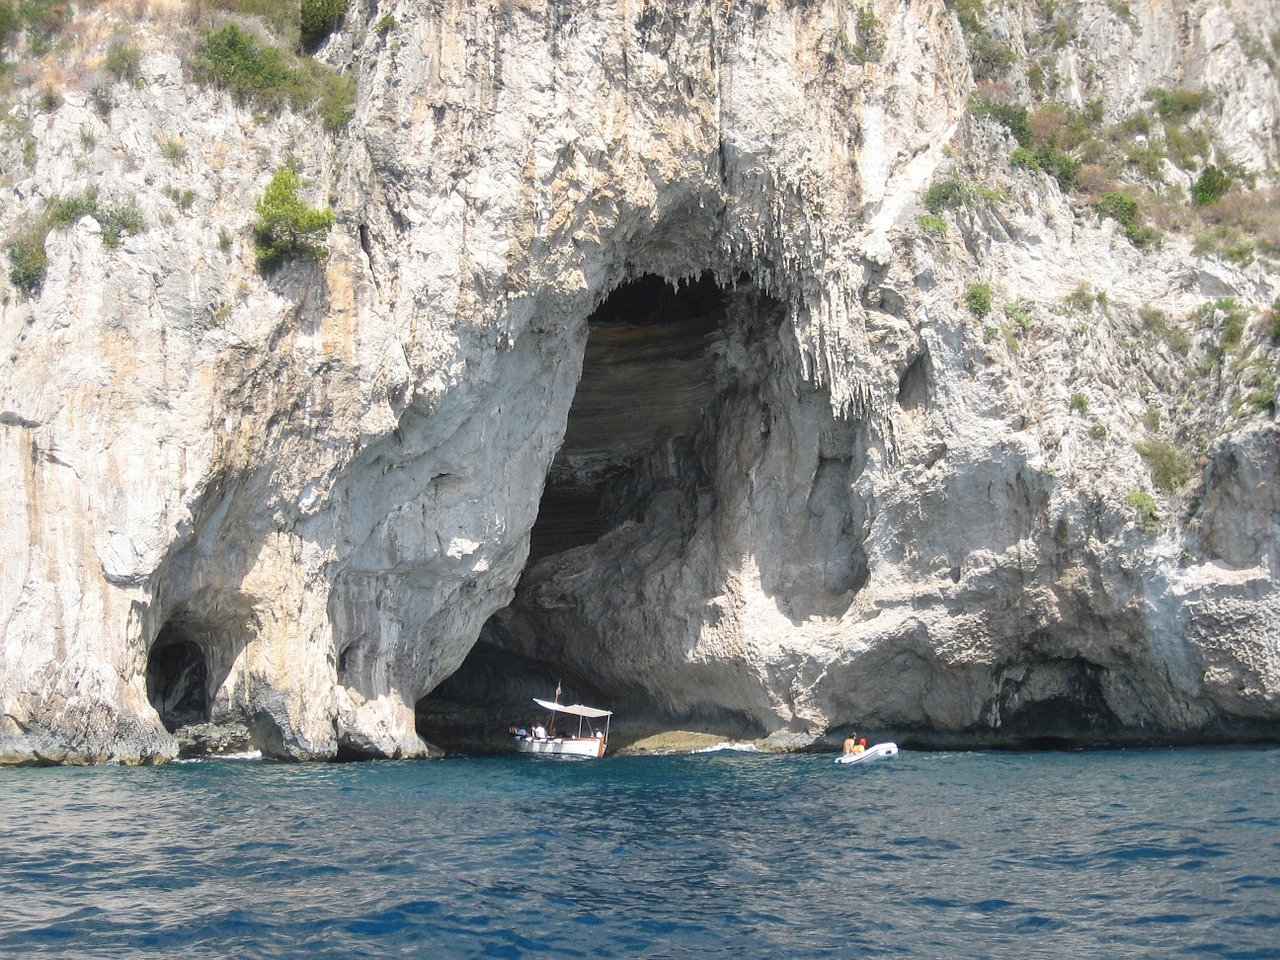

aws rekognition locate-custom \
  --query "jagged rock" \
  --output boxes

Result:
[175,722,252,758]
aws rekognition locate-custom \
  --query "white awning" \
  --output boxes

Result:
[533,697,612,719]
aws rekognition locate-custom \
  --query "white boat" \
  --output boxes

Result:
[515,697,612,759]
[834,742,898,765]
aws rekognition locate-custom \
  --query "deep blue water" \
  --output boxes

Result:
[2,747,1278,959]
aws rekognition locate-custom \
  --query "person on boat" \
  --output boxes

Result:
[532,723,547,740]
[842,732,859,755]
[516,726,528,738]
[856,738,868,753]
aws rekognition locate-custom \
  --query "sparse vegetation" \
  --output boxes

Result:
[252,166,335,272]
[1068,392,1090,414]
[1124,491,1158,532]
[847,6,885,64]
[1089,423,1109,441]
[193,23,355,132]
[376,15,396,36]
[47,189,142,247]
[946,0,1016,81]
[1095,190,1159,247]
[159,137,187,165]
[1005,299,1033,332]
[1135,440,1192,493]
[916,214,947,235]
[1065,283,1099,314]
[7,223,47,296]
[965,283,992,319]
[103,41,142,86]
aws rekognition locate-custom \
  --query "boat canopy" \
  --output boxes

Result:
[533,698,612,719]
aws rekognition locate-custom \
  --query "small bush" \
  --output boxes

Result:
[104,42,142,86]
[0,2,18,49]
[159,137,187,164]
[973,99,1031,146]
[7,224,48,296]
[966,283,992,318]
[48,191,99,226]
[1144,406,1162,433]
[1096,191,1159,247]
[1135,440,1192,493]
[1010,143,1080,190]
[301,0,347,54]
[1005,299,1033,331]
[1065,283,1097,313]
[253,167,335,271]
[1068,392,1090,414]
[98,199,142,247]
[376,15,396,36]
[1192,165,1232,206]
[916,214,947,235]
[1124,491,1158,531]
[1146,87,1206,121]
[924,177,966,214]
[1089,423,1109,441]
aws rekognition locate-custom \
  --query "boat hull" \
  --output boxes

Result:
[515,736,606,758]
[834,742,898,765]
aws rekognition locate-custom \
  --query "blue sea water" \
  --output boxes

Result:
[1,747,1278,959]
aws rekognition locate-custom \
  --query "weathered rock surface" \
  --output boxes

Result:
[1,0,1278,763]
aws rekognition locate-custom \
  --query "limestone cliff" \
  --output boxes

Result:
[1,0,1278,763]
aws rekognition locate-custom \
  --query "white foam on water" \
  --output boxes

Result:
[693,741,764,753]
[173,750,263,764]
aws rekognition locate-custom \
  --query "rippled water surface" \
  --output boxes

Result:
[2,747,1278,958]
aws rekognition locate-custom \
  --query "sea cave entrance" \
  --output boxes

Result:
[145,621,211,733]
[417,272,755,751]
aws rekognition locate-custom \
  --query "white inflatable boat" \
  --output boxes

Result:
[834,742,898,765]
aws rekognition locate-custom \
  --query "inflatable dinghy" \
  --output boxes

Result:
[834,742,898,765]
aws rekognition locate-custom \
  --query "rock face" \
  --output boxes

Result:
[1,0,1279,763]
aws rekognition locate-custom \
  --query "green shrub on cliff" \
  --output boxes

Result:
[1095,191,1160,248]
[1191,164,1232,206]
[7,224,47,296]
[252,167,335,272]
[924,177,966,214]
[1135,440,1192,493]
[965,283,992,318]
[301,0,346,53]
[1124,491,1157,531]
[193,23,354,131]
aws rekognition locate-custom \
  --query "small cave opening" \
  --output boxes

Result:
[145,623,210,733]
[419,272,745,751]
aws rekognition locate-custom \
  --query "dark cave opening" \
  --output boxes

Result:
[418,273,737,749]
[145,624,210,733]
[527,273,727,562]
